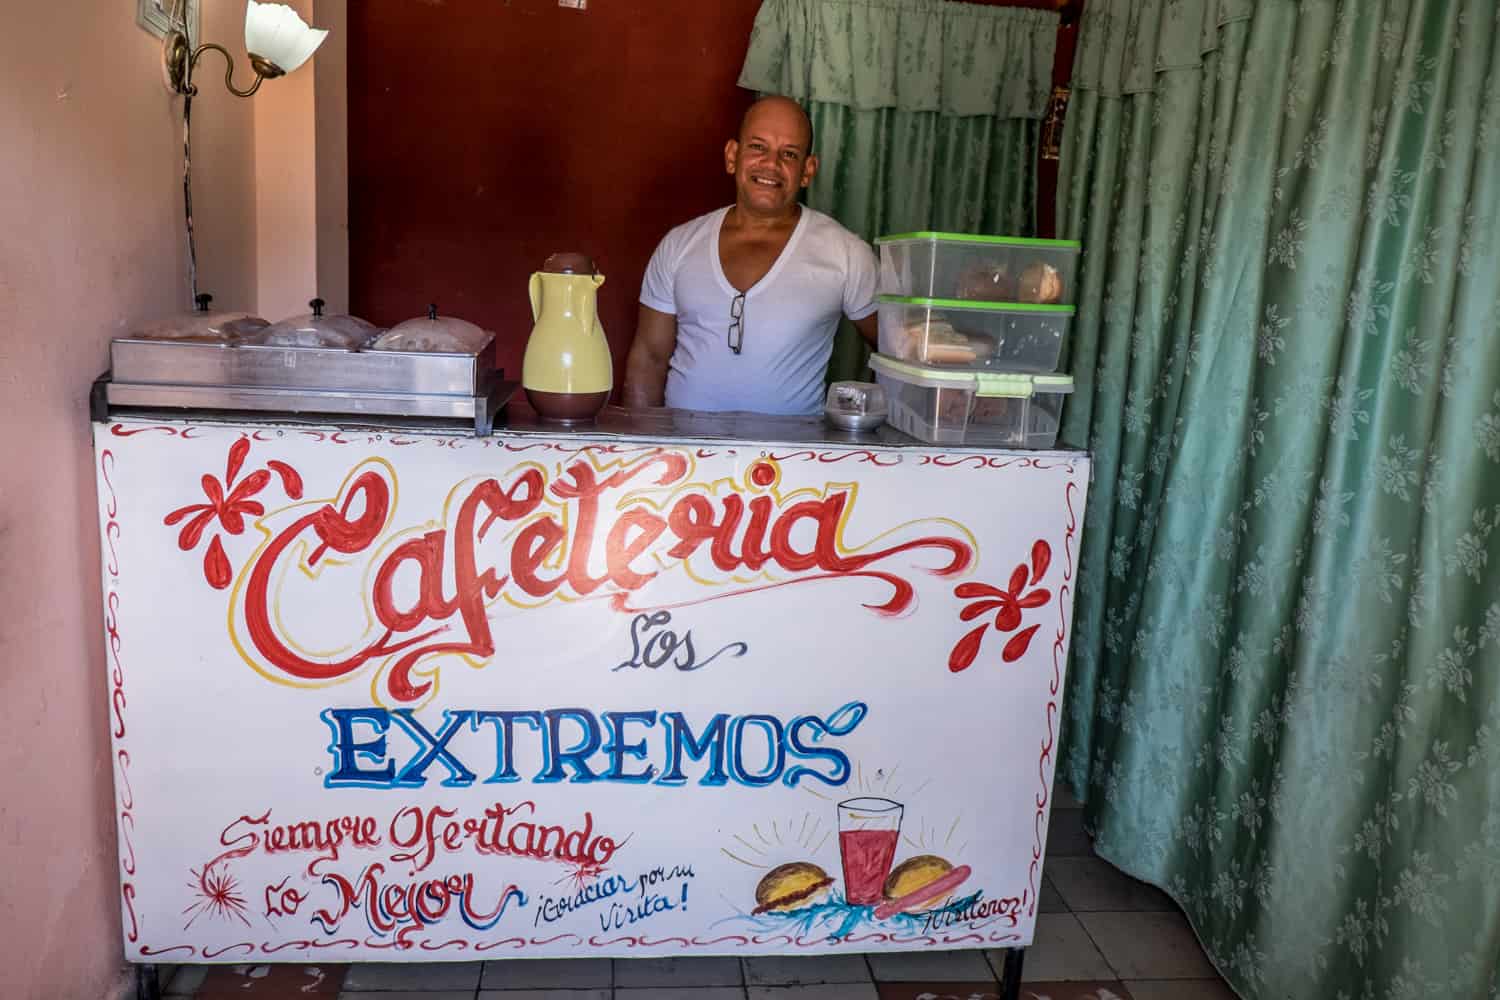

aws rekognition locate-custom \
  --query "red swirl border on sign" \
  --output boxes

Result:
[107,421,1086,477]
[1029,475,1081,914]
[100,447,139,947]
[131,923,1030,958]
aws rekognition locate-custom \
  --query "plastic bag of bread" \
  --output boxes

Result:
[131,293,268,344]
[369,304,491,354]
[971,396,1016,421]
[250,299,381,350]
[903,318,996,366]
[936,386,974,425]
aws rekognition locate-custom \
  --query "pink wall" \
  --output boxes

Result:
[313,0,351,315]
[0,2,258,997]
[255,0,319,321]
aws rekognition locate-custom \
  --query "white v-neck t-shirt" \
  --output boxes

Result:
[639,206,879,416]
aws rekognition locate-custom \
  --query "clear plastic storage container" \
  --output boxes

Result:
[877,232,1081,305]
[869,354,1073,448]
[877,295,1074,372]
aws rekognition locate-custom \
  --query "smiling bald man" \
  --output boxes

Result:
[623,96,880,416]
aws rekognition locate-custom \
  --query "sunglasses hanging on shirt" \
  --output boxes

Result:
[728,291,745,355]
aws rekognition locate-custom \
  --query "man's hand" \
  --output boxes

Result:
[852,312,879,347]
[623,305,679,408]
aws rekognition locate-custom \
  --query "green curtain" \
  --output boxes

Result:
[1057,1,1500,998]
[739,0,1056,382]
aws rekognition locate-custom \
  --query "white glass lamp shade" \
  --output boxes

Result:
[244,1,329,75]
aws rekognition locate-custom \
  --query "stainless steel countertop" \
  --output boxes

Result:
[97,400,1085,458]
[505,405,917,447]
[500,406,1085,457]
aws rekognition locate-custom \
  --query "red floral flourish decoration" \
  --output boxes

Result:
[949,539,1052,672]
[164,437,304,589]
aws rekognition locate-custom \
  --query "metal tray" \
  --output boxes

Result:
[95,376,517,436]
[109,337,495,396]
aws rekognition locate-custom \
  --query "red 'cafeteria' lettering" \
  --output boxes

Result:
[240,452,972,702]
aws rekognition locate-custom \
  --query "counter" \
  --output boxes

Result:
[92,405,1089,965]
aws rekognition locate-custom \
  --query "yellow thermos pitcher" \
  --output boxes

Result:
[522,252,612,423]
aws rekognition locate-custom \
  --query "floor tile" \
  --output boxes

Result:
[481,958,611,989]
[165,966,207,995]
[1045,857,1175,913]
[748,985,879,999]
[613,955,743,987]
[743,954,873,985]
[876,982,1007,999]
[337,993,475,1000]
[1039,875,1069,914]
[1044,809,1093,858]
[615,989,745,1000]
[1078,912,1218,980]
[475,991,610,1000]
[193,964,346,995]
[867,949,996,982]
[1124,980,1236,999]
[340,961,482,991]
[1020,983,1133,1000]
[998,914,1113,982]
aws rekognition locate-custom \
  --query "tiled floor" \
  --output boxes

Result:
[159,790,1237,1000]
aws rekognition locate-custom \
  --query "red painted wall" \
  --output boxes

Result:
[348,0,763,389]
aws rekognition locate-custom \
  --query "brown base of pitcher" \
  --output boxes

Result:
[525,388,610,424]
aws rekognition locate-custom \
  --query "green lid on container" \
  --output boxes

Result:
[869,353,978,388]
[974,372,1076,398]
[870,354,1075,398]
[877,294,1075,315]
[876,231,1082,250]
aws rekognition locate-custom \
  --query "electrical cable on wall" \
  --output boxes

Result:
[183,91,198,309]
[172,0,200,309]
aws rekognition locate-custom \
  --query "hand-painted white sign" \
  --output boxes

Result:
[93,419,1089,962]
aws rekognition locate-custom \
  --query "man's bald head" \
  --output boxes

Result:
[725,94,819,219]
[738,95,814,157]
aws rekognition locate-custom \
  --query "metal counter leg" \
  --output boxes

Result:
[136,963,162,1000]
[999,946,1025,1000]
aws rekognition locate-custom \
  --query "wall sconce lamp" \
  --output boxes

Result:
[162,1,330,309]
[163,1,328,98]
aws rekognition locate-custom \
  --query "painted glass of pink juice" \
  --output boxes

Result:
[837,797,903,906]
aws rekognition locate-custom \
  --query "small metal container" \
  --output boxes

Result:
[824,381,888,432]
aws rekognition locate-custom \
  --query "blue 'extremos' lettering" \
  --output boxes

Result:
[320,702,868,791]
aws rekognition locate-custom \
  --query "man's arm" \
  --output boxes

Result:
[844,233,881,348]
[623,305,679,408]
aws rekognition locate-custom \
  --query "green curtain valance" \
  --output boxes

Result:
[738,0,1058,119]
[1070,0,1255,97]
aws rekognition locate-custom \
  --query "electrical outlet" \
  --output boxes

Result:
[137,0,200,40]
[558,0,587,9]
